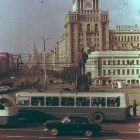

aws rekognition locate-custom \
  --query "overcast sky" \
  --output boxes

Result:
[0,0,140,55]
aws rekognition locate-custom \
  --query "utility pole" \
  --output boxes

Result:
[41,36,51,91]
[111,53,114,89]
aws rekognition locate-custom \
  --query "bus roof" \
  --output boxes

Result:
[15,91,127,98]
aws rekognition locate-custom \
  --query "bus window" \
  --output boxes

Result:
[76,97,90,106]
[61,97,74,106]
[0,101,4,109]
[91,97,105,107]
[46,97,59,106]
[31,97,44,106]
[17,96,30,106]
[115,96,120,107]
[107,97,114,107]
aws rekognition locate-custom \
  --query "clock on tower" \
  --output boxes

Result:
[84,0,93,10]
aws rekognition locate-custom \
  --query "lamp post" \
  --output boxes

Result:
[41,36,51,91]
[111,53,114,89]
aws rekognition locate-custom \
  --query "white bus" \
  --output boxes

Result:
[0,94,18,125]
[16,92,130,123]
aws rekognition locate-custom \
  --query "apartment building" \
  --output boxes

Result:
[55,35,69,71]
[64,0,109,65]
[86,51,140,86]
[110,24,140,51]
[0,53,15,74]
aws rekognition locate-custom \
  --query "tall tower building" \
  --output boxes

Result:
[65,0,109,65]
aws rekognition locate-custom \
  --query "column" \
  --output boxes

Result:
[96,0,99,10]
[81,0,83,10]
[77,0,79,11]
[93,0,95,10]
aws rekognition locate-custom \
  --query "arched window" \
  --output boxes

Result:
[95,24,98,31]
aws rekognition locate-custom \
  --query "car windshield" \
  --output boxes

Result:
[72,117,89,124]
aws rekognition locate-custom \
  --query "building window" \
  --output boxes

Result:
[113,60,116,65]
[122,60,125,65]
[103,70,106,75]
[103,60,106,65]
[137,36,139,41]
[125,36,126,41]
[108,60,111,65]
[117,69,120,75]
[108,69,111,75]
[132,69,135,75]
[80,24,82,31]
[134,36,136,41]
[122,69,125,75]
[121,36,123,41]
[136,69,139,75]
[127,60,130,65]
[117,60,120,65]
[118,36,120,41]
[136,60,139,65]
[127,69,130,75]
[87,24,90,31]
[95,24,98,31]
[127,80,130,84]
[113,69,116,75]
[131,60,134,65]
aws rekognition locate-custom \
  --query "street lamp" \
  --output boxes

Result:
[41,36,51,91]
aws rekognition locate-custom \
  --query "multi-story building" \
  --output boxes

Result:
[0,52,16,74]
[55,35,68,71]
[46,1,140,88]
[64,0,109,66]
[86,51,140,86]
[110,24,140,51]
[46,49,57,71]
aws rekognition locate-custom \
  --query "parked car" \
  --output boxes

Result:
[0,86,12,93]
[44,116,102,137]
[61,87,75,93]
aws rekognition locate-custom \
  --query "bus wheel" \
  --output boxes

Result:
[92,112,104,123]
[50,128,58,136]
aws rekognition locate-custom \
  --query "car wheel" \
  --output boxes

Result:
[84,131,93,137]
[50,128,58,136]
[92,112,104,123]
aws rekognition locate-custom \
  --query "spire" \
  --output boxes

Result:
[33,40,38,55]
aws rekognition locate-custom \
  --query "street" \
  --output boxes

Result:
[0,118,140,140]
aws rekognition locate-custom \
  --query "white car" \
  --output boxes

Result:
[0,86,11,93]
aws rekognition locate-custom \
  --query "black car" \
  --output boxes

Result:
[44,116,102,137]
[61,87,75,93]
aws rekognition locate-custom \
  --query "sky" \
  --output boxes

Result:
[0,0,140,55]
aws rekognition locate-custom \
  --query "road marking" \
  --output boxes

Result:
[105,139,123,140]
[0,128,43,132]
[39,137,56,139]
[6,136,24,138]
[118,131,140,134]
[72,138,88,140]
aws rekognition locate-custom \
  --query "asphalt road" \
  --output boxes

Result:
[0,118,140,140]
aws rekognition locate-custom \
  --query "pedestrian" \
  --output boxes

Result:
[133,99,137,116]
